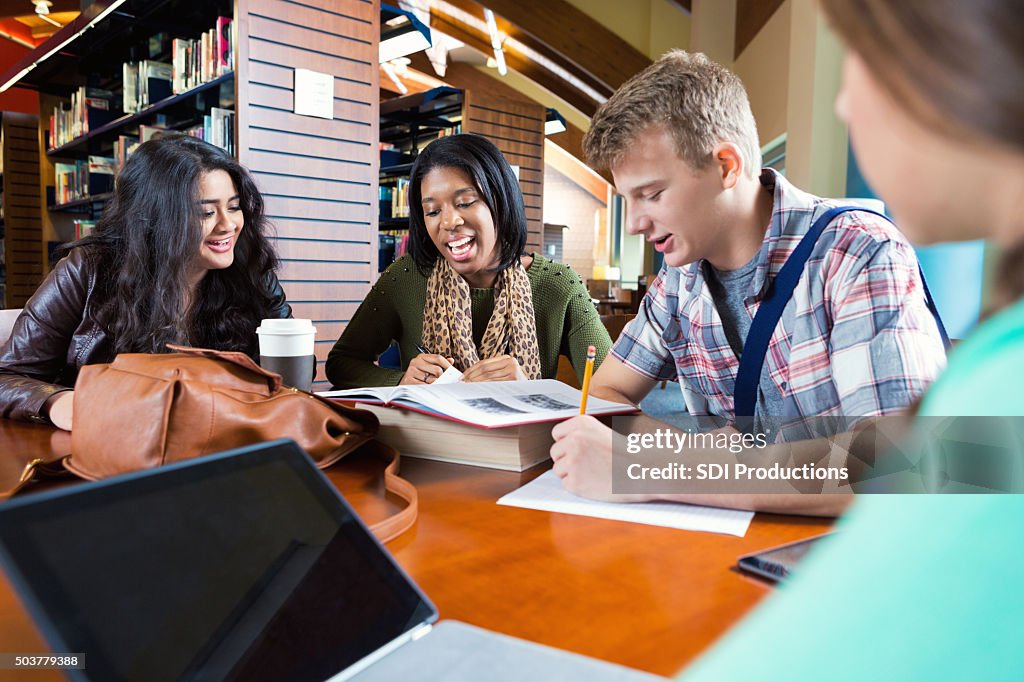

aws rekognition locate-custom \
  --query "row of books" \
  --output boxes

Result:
[111,124,173,172]
[172,17,233,94]
[378,231,409,272]
[74,220,97,240]
[196,108,236,156]
[48,16,233,151]
[416,125,461,154]
[122,60,173,114]
[49,86,116,149]
[53,157,115,206]
[384,178,410,218]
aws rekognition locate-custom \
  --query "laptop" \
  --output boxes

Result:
[0,440,663,681]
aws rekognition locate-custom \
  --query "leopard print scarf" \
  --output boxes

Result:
[421,257,542,379]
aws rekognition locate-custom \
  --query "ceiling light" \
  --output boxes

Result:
[483,8,507,76]
[381,61,408,94]
[380,4,432,64]
[544,108,566,135]
[1,0,129,93]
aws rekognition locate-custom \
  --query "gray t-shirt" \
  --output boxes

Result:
[704,259,786,437]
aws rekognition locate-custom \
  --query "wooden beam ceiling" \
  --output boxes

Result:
[445,0,651,92]
[430,0,658,118]
[428,6,601,117]
[407,52,588,164]
[735,0,785,58]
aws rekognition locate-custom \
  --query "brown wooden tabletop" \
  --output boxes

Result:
[0,421,832,680]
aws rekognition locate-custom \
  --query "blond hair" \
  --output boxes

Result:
[583,50,761,177]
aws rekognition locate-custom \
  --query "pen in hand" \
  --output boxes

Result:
[416,343,452,370]
[579,345,596,414]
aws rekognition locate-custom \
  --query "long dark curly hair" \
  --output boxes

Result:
[69,133,280,355]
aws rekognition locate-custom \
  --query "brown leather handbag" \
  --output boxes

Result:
[14,346,417,542]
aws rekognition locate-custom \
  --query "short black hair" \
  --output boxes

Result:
[406,134,527,274]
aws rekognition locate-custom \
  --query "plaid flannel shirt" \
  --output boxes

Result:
[614,169,947,426]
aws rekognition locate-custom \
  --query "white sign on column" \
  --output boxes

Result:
[293,68,334,120]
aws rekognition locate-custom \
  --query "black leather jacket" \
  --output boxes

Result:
[0,248,292,423]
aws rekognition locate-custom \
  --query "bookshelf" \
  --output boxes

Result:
[47,73,234,158]
[377,86,546,273]
[0,0,381,388]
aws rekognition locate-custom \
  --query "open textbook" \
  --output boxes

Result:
[318,379,636,429]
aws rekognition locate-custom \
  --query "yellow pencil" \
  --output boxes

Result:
[579,344,596,414]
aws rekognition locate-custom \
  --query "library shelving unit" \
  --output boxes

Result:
[0,0,381,388]
[378,85,546,273]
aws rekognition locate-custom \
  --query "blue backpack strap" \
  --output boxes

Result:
[733,206,950,422]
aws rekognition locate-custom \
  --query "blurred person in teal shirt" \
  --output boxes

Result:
[677,0,1024,679]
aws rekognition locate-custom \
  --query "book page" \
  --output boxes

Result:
[390,380,634,427]
[497,471,754,537]
[317,385,402,402]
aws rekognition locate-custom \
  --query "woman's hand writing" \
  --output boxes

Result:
[400,354,454,385]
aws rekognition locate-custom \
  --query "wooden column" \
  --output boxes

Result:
[461,92,545,253]
[236,0,380,388]
[2,113,42,307]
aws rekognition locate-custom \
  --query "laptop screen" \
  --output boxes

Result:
[0,440,436,682]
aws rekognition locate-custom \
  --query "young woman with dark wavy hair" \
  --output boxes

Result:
[0,133,291,430]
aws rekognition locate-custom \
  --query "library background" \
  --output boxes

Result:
[0,0,988,389]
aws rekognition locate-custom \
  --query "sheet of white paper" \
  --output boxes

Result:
[497,471,754,537]
[433,364,464,385]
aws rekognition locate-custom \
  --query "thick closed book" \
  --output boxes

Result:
[356,402,556,471]
[362,401,561,471]
[318,379,636,429]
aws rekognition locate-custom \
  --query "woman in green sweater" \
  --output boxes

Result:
[326,134,610,388]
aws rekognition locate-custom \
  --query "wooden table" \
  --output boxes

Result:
[0,422,832,679]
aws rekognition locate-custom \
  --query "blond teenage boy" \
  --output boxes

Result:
[550,51,947,514]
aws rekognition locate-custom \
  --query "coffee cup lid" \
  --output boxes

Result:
[256,318,315,335]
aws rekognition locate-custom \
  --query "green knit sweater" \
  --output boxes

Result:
[326,254,611,388]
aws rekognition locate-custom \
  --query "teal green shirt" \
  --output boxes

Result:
[679,298,1024,681]
[919,297,1024,415]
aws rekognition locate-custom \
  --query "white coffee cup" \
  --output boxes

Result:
[256,319,316,390]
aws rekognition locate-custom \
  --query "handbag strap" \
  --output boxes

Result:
[0,455,74,500]
[4,443,419,544]
[365,440,419,543]
[734,206,951,424]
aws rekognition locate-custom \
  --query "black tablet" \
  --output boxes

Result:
[737,533,834,582]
